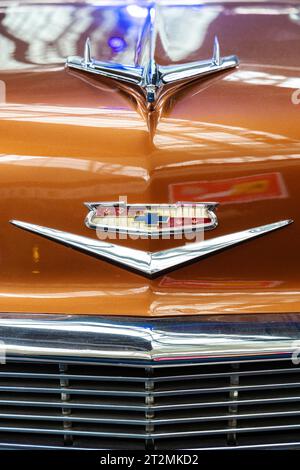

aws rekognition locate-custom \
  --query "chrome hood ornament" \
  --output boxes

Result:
[66,6,239,110]
[10,220,292,279]
[85,201,218,237]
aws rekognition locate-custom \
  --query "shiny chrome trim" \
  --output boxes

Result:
[0,313,300,364]
[0,443,100,450]
[66,6,238,106]
[84,201,218,236]
[2,381,300,397]
[2,409,300,426]
[188,442,300,450]
[0,364,296,381]
[1,394,300,412]
[0,442,298,451]
[0,398,147,411]
[10,219,292,278]
[2,422,300,440]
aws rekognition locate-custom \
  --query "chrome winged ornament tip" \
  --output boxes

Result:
[84,37,92,66]
[212,36,221,66]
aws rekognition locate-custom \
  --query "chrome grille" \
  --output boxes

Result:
[0,358,300,449]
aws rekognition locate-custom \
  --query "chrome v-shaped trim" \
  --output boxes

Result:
[66,5,238,106]
[10,219,292,278]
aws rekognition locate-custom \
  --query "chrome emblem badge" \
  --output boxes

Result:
[85,202,218,237]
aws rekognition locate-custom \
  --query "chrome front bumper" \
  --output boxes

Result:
[0,313,299,364]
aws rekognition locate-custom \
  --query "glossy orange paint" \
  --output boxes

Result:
[0,1,299,316]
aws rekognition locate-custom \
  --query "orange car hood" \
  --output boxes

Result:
[0,0,299,316]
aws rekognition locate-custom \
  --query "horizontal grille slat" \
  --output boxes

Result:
[0,385,147,396]
[2,422,300,440]
[0,398,148,411]
[0,442,99,450]
[0,372,148,383]
[1,408,300,426]
[2,381,300,396]
[0,425,145,439]
[186,442,300,450]
[2,440,300,451]
[0,412,146,425]
[0,366,296,383]
[150,367,300,382]
[1,358,300,449]
[2,393,300,411]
